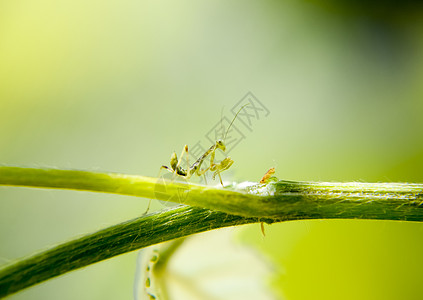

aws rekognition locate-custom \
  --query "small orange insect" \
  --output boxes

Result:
[259,167,275,184]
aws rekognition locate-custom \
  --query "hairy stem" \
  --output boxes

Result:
[0,206,261,298]
[0,166,423,297]
[0,166,422,219]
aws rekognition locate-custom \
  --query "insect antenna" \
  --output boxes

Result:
[220,106,225,140]
[223,103,249,143]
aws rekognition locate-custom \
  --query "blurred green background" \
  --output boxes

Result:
[1,0,423,299]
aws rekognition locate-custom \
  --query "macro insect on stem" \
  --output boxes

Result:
[160,104,249,186]
[143,104,248,214]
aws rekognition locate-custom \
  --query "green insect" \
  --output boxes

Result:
[160,104,248,185]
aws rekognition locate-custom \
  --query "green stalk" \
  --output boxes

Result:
[0,206,260,298]
[0,166,422,219]
[0,166,422,297]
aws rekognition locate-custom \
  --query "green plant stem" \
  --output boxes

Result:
[1,166,423,297]
[0,166,422,219]
[0,206,261,298]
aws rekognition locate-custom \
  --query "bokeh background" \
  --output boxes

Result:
[1,0,423,299]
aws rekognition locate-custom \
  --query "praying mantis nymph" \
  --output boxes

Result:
[160,104,249,186]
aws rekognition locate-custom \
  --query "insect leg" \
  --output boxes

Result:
[173,146,191,179]
[145,164,178,215]
[175,146,188,173]
[159,165,175,175]
[211,157,234,186]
